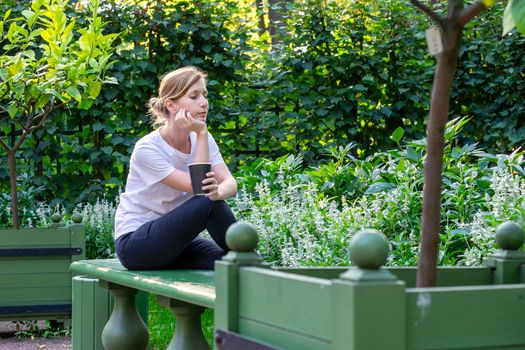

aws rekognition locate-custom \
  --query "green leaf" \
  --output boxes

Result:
[92,122,104,131]
[66,86,81,101]
[41,28,55,43]
[503,0,517,36]
[6,103,18,117]
[511,0,525,35]
[21,10,36,22]
[31,0,44,12]
[365,182,396,195]
[88,81,101,98]
[390,127,404,144]
[78,33,91,51]
[7,58,23,77]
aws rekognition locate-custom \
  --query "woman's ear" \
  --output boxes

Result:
[165,100,178,114]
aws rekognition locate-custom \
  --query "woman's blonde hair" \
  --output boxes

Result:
[148,66,208,126]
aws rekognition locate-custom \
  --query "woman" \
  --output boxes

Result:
[114,66,237,270]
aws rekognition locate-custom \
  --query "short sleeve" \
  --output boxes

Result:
[132,143,175,186]
[209,134,225,166]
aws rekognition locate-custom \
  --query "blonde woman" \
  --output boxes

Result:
[114,66,237,270]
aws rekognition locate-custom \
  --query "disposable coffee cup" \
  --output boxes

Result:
[189,162,211,195]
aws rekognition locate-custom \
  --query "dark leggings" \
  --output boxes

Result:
[115,196,236,270]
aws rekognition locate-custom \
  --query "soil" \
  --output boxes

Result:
[0,321,71,350]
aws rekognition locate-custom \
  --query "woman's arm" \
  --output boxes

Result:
[160,169,193,193]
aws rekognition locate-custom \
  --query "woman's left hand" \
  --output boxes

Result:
[203,172,222,201]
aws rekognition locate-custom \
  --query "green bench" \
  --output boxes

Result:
[70,258,216,350]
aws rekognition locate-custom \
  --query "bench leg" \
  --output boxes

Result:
[157,295,210,350]
[101,282,149,350]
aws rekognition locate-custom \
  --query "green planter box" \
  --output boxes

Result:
[0,223,85,321]
[214,223,525,350]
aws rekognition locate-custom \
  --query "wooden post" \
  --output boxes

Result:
[484,221,525,284]
[72,276,112,350]
[214,222,265,341]
[332,229,406,350]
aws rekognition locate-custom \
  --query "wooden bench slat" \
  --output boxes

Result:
[70,259,215,308]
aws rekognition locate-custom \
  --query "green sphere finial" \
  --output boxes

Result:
[71,213,83,224]
[226,222,259,252]
[51,213,62,223]
[349,229,390,269]
[495,221,524,251]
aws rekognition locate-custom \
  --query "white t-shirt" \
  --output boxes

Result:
[114,129,225,240]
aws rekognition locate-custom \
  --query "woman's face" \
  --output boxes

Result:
[171,78,209,122]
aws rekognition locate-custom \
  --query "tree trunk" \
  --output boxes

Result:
[268,0,289,46]
[7,150,19,229]
[416,2,463,287]
[255,0,266,35]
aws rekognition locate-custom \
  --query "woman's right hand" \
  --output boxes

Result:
[174,108,207,134]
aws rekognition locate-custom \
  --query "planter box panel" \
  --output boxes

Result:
[238,317,330,350]
[406,285,525,349]
[0,229,72,246]
[274,267,346,280]
[274,267,493,288]
[0,258,71,274]
[388,267,492,287]
[238,267,332,341]
[0,272,71,288]
[0,286,70,305]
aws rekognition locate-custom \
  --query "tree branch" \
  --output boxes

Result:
[409,0,445,28]
[0,138,9,152]
[457,1,488,27]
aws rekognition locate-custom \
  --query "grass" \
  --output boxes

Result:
[147,294,214,349]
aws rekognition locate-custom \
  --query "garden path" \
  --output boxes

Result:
[0,321,71,349]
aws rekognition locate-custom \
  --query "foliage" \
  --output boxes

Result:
[1,0,523,209]
[13,320,70,339]
[232,118,525,266]
[0,0,117,226]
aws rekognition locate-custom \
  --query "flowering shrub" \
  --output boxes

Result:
[233,119,525,267]
[74,197,118,259]
[462,168,525,265]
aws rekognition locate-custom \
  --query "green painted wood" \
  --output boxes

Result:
[102,284,149,350]
[0,257,71,274]
[214,261,240,332]
[0,287,70,304]
[331,279,406,350]
[388,266,493,287]
[157,296,210,350]
[71,259,215,308]
[519,264,525,283]
[72,276,111,350]
[274,267,345,279]
[0,272,71,288]
[238,267,332,342]
[238,318,328,350]
[70,224,86,260]
[0,228,72,246]
[274,266,493,287]
[406,285,525,349]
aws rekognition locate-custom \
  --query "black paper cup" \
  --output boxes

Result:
[189,162,211,195]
